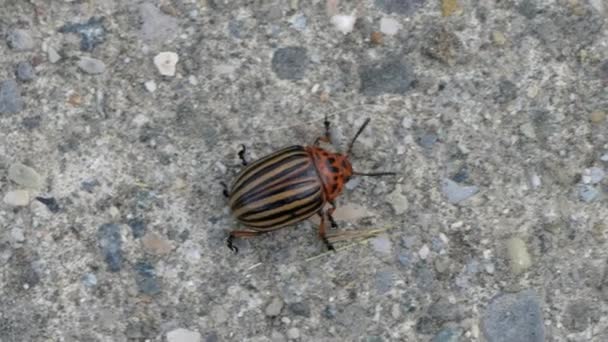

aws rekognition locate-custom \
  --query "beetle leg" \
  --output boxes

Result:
[238,144,248,166]
[220,181,229,198]
[313,114,332,146]
[328,201,338,229]
[227,230,262,254]
[317,211,335,251]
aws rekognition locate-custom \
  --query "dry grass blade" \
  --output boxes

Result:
[304,226,395,262]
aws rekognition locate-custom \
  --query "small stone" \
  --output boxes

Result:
[127,218,146,238]
[97,223,123,272]
[271,47,309,80]
[35,197,60,213]
[496,78,517,105]
[140,4,179,44]
[6,29,35,51]
[288,13,307,31]
[11,227,25,243]
[288,302,311,317]
[286,328,300,340]
[0,80,24,114]
[375,270,394,294]
[78,57,106,74]
[144,80,157,92]
[442,179,479,204]
[375,0,425,15]
[432,327,463,342]
[422,27,463,65]
[562,299,599,332]
[59,17,106,51]
[379,17,401,35]
[15,61,35,82]
[505,237,532,275]
[482,290,544,342]
[167,328,202,342]
[154,52,179,76]
[579,184,600,203]
[418,244,430,259]
[371,234,392,254]
[330,14,356,34]
[135,261,161,295]
[442,0,462,16]
[370,31,383,45]
[9,163,42,189]
[82,273,97,287]
[359,59,414,96]
[142,233,172,255]
[265,297,284,317]
[47,46,61,63]
[601,153,608,162]
[492,31,507,46]
[3,190,30,206]
[582,167,605,184]
[434,256,451,274]
[590,110,605,124]
[386,184,408,214]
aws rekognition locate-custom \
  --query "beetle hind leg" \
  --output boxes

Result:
[220,181,229,198]
[226,230,263,254]
[238,144,248,166]
[313,114,332,146]
[317,211,336,251]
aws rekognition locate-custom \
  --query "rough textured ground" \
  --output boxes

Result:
[1,0,607,341]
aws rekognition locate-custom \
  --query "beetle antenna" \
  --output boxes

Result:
[346,118,371,155]
[353,171,397,177]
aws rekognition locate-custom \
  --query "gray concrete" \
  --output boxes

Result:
[1,1,607,341]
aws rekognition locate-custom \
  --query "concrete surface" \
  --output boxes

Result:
[1,0,607,341]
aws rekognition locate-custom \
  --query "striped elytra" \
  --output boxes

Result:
[228,145,325,230]
[224,117,395,254]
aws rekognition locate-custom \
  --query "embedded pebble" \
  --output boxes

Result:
[59,17,106,51]
[359,60,414,96]
[288,302,311,317]
[442,0,462,16]
[271,47,309,80]
[375,0,425,15]
[82,273,97,287]
[3,190,30,206]
[601,153,608,162]
[35,197,61,213]
[47,46,61,63]
[142,233,172,255]
[78,57,106,74]
[0,80,24,114]
[154,52,179,76]
[144,80,157,92]
[6,29,35,51]
[432,327,462,342]
[167,328,201,342]
[135,261,161,295]
[288,14,307,31]
[386,184,409,214]
[520,122,536,139]
[418,244,430,260]
[482,290,544,342]
[140,3,179,43]
[330,14,356,34]
[127,218,146,238]
[286,327,300,340]
[97,223,123,272]
[590,110,606,124]
[505,237,532,275]
[579,184,600,203]
[371,234,392,255]
[442,179,479,204]
[380,17,401,35]
[11,227,25,243]
[265,297,284,317]
[582,167,605,184]
[9,163,42,189]
[15,61,35,82]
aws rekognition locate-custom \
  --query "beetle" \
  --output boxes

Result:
[222,117,395,253]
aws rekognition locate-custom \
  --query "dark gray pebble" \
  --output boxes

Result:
[135,261,161,295]
[359,60,415,96]
[271,47,309,80]
[59,17,106,51]
[35,197,61,213]
[481,290,544,342]
[15,61,35,82]
[97,223,123,272]
[0,80,24,114]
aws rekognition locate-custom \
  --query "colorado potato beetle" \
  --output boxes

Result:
[222,117,394,253]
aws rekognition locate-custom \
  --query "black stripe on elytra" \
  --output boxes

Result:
[235,160,313,204]
[236,176,318,209]
[242,198,323,229]
[238,185,321,217]
[232,146,304,188]
[241,190,322,224]
[232,152,308,194]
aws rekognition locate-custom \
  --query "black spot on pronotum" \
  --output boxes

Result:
[330,166,340,173]
[328,157,336,164]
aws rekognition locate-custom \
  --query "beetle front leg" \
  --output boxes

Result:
[238,144,248,166]
[317,210,335,251]
[327,200,338,229]
[227,230,263,254]
[313,114,332,146]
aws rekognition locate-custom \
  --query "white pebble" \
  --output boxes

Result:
[11,227,25,242]
[529,173,541,189]
[418,244,430,259]
[600,153,608,162]
[3,190,30,206]
[47,46,61,63]
[154,52,179,76]
[331,14,356,34]
[582,167,605,184]
[287,327,300,340]
[166,328,201,342]
[8,163,42,189]
[386,184,408,215]
[144,80,157,92]
[380,17,401,35]
[506,237,532,275]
